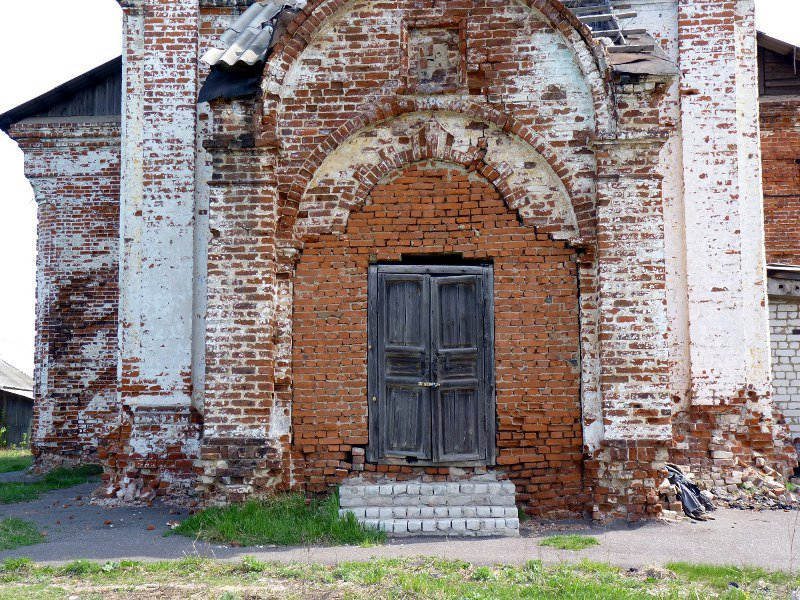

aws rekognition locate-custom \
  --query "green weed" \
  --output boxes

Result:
[61,560,104,576]
[172,492,385,547]
[0,519,44,550]
[1,557,34,573]
[0,557,796,599]
[539,533,600,550]
[0,449,32,474]
[0,464,102,504]
[666,561,796,590]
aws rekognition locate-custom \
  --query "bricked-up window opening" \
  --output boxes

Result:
[367,264,495,466]
[401,19,467,95]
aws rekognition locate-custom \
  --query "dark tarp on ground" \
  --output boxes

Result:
[667,463,715,520]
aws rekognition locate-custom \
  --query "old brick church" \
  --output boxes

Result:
[3,0,800,533]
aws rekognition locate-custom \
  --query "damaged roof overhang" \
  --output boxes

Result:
[605,32,677,77]
[562,1,677,77]
[199,0,677,104]
[198,0,303,103]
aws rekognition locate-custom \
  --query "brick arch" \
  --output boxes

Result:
[285,106,590,247]
[292,115,582,245]
[261,0,615,135]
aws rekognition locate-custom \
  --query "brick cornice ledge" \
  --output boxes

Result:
[118,0,253,6]
[8,119,121,149]
[591,130,671,148]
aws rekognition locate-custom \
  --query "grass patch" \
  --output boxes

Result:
[0,519,45,550]
[666,561,794,590]
[1,557,34,573]
[0,449,32,474]
[539,534,599,551]
[0,464,102,504]
[172,492,385,547]
[0,557,797,598]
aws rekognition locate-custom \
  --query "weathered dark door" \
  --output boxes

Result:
[368,265,494,465]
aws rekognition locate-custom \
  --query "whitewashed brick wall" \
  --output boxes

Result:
[770,298,800,439]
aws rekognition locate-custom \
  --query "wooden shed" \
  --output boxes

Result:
[0,359,33,447]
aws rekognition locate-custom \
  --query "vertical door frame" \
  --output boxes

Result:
[367,263,496,465]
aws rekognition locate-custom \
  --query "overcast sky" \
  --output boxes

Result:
[0,1,798,376]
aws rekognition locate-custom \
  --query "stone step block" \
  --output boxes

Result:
[339,475,520,537]
[342,505,519,519]
[352,516,520,537]
[339,483,516,508]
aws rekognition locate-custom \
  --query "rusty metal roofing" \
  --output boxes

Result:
[201,0,304,67]
[0,359,33,400]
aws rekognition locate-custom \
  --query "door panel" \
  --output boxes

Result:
[378,273,431,460]
[386,278,425,347]
[439,386,482,459]
[384,384,429,457]
[436,278,478,349]
[368,265,493,465]
[432,275,485,462]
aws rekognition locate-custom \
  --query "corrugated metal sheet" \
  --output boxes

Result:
[0,359,33,400]
[202,0,305,67]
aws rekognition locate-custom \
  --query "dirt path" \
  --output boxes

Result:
[1,482,798,570]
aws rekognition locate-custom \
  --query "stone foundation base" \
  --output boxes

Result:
[97,405,202,506]
[30,448,90,474]
[338,474,520,537]
[196,437,285,505]
[585,440,670,522]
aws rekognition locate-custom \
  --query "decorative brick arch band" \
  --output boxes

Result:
[262,0,615,135]
[292,114,582,245]
[282,101,594,246]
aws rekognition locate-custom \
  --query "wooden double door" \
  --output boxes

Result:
[367,264,495,465]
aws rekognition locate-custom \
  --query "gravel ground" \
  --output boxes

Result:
[1,482,798,570]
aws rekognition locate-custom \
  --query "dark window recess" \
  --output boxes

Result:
[367,264,495,466]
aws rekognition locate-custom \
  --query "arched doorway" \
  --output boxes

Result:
[292,160,584,516]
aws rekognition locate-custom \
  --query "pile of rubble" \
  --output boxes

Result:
[658,457,800,521]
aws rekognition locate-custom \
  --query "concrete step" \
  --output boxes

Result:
[338,476,520,537]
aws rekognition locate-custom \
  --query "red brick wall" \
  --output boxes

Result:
[9,120,121,467]
[761,99,800,265]
[292,162,584,517]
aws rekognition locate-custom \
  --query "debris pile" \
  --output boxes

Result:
[711,463,800,512]
[658,456,800,521]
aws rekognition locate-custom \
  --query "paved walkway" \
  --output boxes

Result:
[1,482,798,570]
